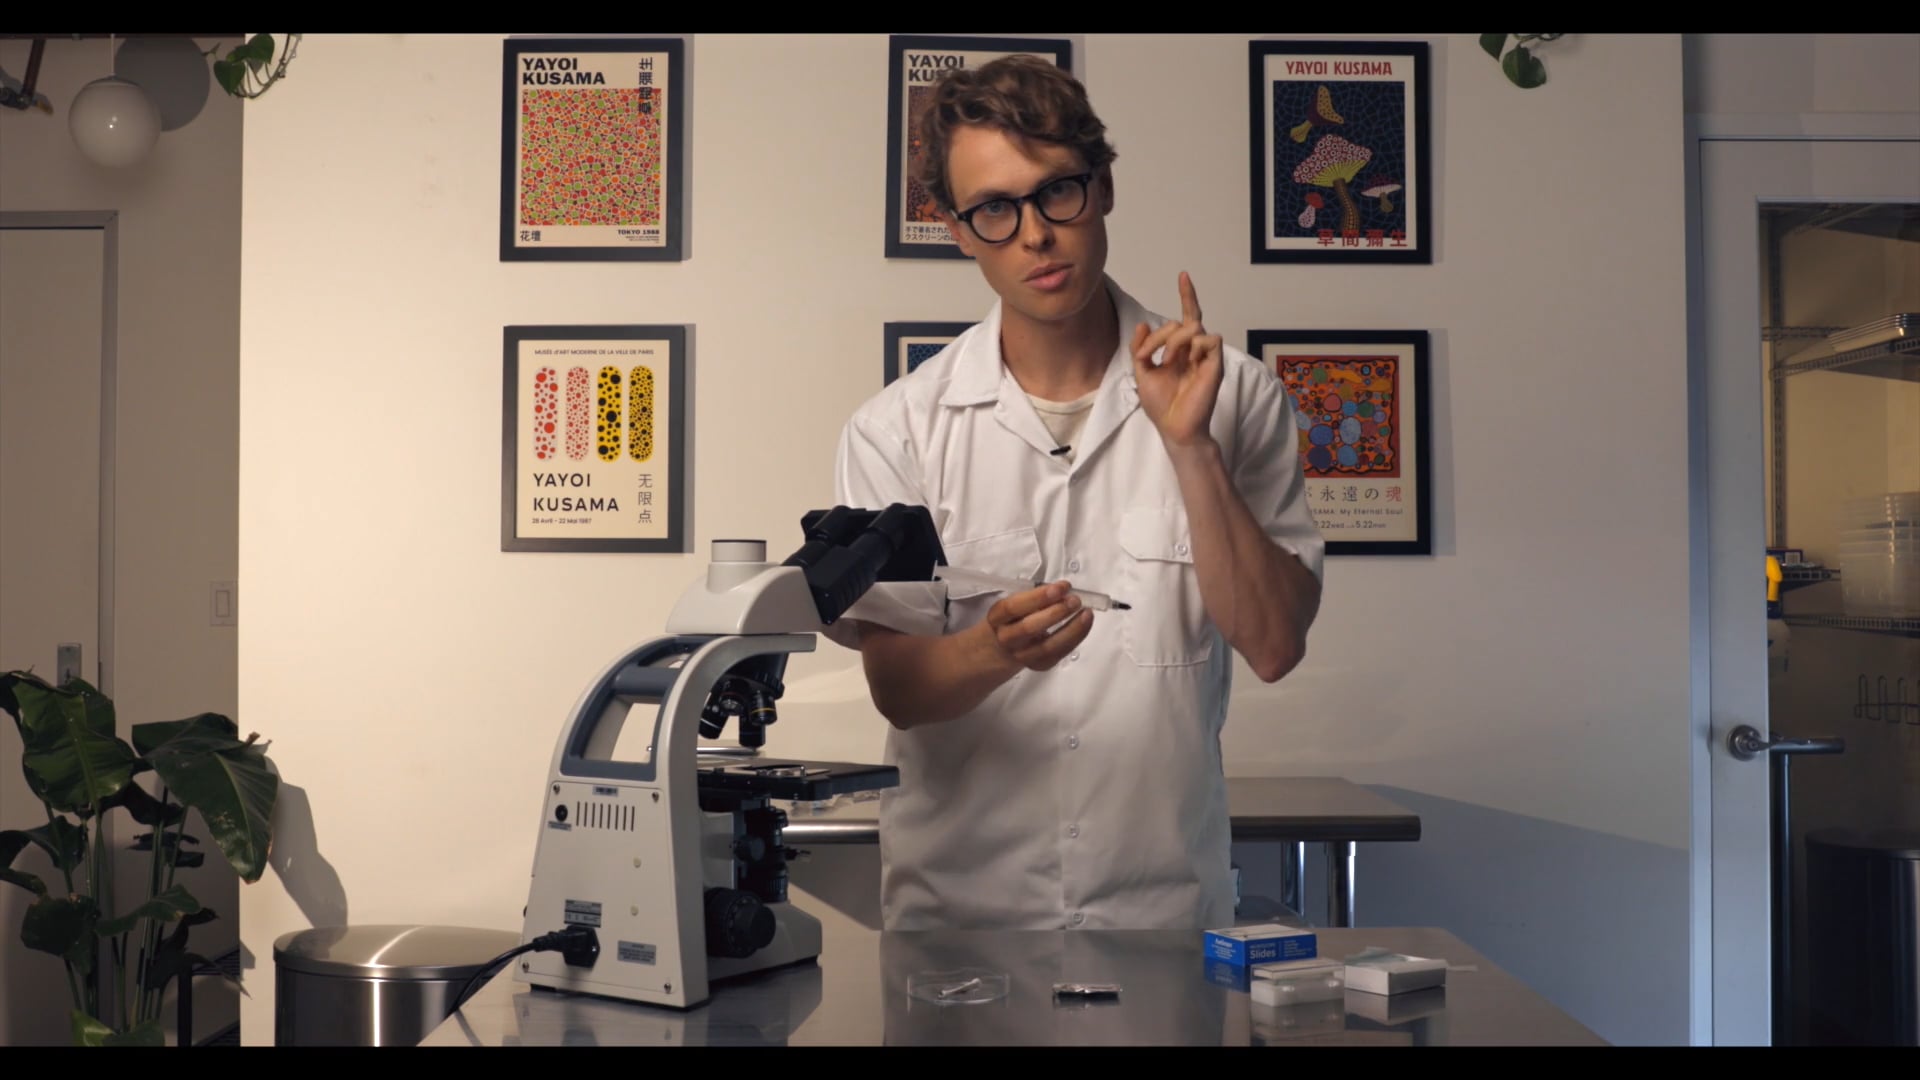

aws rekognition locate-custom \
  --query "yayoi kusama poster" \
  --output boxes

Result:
[501,38,685,262]
[502,326,687,553]
[884,36,1072,260]
[1248,40,1430,265]
[1247,329,1432,556]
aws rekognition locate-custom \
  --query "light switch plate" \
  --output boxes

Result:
[211,581,236,627]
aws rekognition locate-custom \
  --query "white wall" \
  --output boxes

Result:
[1685,33,1920,118]
[237,33,1695,1045]
[0,36,243,1043]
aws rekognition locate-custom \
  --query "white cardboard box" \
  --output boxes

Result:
[1250,957,1346,1006]
[1343,951,1447,996]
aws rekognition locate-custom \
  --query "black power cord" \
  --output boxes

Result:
[450,926,600,1014]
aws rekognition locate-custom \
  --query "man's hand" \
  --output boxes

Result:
[857,581,1095,730]
[1130,271,1225,451]
[978,581,1093,674]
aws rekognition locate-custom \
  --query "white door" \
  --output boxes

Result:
[0,223,108,1045]
[1696,135,1920,1046]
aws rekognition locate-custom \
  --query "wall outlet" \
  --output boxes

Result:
[211,581,236,627]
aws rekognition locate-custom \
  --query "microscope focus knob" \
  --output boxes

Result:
[703,886,776,959]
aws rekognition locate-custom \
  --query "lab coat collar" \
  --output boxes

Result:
[941,277,1155,468]
[939,276,1151,407]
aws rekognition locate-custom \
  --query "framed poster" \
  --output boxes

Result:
[884,322,973,386]
[500,37,685,262]
[502,325,687,552]
[1248,39,1430,264]
[885,35,1073,260]
[1249,329,1431,555]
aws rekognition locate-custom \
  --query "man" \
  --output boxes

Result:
[828,55,1324,932]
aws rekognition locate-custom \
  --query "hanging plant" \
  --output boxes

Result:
[1480,34,1566,89]
[208,34,300,99]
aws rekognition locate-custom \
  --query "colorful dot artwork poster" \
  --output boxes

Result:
[501,38,683,262]
[1249,40,1429,265]
[1251,331,1430,555]
[503,326,686,553]
[885,36,1072,260]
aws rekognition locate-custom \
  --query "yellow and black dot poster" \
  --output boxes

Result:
[503,325,686,552]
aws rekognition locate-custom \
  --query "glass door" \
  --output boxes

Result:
[1760,200,1919,1045]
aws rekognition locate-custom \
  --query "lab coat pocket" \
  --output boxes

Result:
[1117,507,1213,667]
[940,527,1044,630]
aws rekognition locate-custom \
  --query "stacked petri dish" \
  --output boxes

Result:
[1837,491,1919,616]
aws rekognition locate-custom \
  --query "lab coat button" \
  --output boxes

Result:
[1068,734,1079,749]
[1175,543,1189,556]
[1068,824,1080,838]
[1069,652,1079,662]
[1068,559,1080,572]
[1070,912,1085,926]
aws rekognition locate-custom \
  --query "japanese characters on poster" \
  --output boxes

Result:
[501,38,685,261]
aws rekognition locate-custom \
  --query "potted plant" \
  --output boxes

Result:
[0,670,278,1046]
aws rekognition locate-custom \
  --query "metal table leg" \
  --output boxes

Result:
[1280,841,1305,918]
[1325,841,1355,927]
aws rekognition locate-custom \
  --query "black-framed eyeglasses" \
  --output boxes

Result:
[953,173,1095,244]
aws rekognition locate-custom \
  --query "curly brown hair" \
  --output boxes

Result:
[912,54,1117,213]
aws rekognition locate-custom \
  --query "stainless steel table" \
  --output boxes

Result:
[779,776,1421,928]
[421,924,1603,1046]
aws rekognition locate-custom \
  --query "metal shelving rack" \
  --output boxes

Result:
[1763,206,1918,637]
[1783,614,1920,639]
[1764,325,1918,638]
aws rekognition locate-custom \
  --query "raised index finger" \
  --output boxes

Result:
[1179,270,1202,325]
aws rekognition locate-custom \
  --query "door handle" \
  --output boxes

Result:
[1727,724,1845,761]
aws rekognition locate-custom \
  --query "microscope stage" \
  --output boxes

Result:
[694,757,899,802]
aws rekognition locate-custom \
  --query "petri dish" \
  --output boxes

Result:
[906,967,1009,1006]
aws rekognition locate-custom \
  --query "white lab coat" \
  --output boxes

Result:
[828,277,1325,932]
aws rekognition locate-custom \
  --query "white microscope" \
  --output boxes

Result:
[515,505,945,1010]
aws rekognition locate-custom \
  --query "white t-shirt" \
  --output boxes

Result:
[828,277,1324,932]
[1026,387,1098,463]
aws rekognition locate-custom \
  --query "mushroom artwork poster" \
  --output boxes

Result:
[1248,40,1430,264]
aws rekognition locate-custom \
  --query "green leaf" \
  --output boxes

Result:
[134,712,237,756]
[96,882,202,937]
[0,819,85,894]
[246,34,277,72]
[143,908,218,991]
[25,894,99,968]
[105,1018,165,1046]
[1,867,48,895]
[1480,33,1509,59]
[0,668,35,720]
[25,817,90,872]
[1503,45,1548,89]
[71,1010,115,1046]
[213,58,244,95]
[147,727,277,883]
[131,830,204,869]
[99,783,185,828]
[11,678,136,814]
[0,831,49,895]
